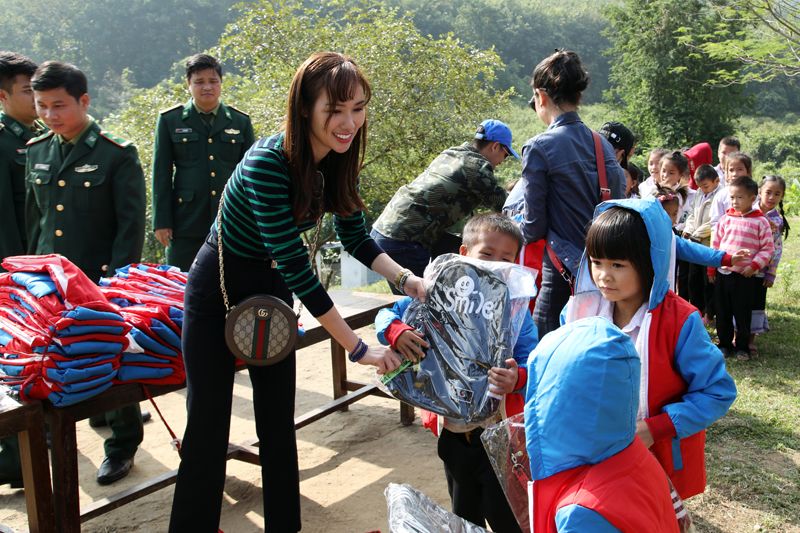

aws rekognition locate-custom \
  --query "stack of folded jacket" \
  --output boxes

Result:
[0,255,130,406]
[99,264,186,385]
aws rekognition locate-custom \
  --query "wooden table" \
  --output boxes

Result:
[41,290,411,532]
[0,401,55,533]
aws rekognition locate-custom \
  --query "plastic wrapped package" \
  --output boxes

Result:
[480,413,531,532]
[381,255,536,424]
[385,483,490,533]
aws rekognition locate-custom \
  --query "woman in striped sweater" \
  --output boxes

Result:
[169,52,424,532]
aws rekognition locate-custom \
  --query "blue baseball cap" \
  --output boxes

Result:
[475,119,520,160]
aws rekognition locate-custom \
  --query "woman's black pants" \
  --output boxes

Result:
[169,239,300,532]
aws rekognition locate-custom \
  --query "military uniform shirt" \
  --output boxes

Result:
[372,143,507,249]
[151,99,255,238]
[25,120,146,282]
[0,113,45,261]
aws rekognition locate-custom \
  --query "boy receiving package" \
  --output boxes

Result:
[525,316,679,532]
[709,176,775,359]
[375,214,538,533]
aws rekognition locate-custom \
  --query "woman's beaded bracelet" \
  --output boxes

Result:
[396,270,413,294]
[348,338,369,363]
[393,268,412,290]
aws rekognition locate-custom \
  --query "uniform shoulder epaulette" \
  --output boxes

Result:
[99,130,132,148]
[227,104,250,117]
[26,130,55,146]
[0,123,5,133]
[160,104,182,115]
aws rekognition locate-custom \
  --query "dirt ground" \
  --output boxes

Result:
[0,324,451,533]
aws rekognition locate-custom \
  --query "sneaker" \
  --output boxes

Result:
[735,350,750,361]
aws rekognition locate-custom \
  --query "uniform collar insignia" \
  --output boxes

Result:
[224,128,240,135]
[85,132,98,147]
[9,122,24,136]
[34,163,50,171]
[175,127,192,133]
[75,164,98,173]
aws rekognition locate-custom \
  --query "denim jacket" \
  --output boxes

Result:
[516,112,625,273]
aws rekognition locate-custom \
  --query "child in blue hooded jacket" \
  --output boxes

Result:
[563,198,737,499]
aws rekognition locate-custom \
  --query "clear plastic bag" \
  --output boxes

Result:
[480,413,531,532]
[381,255,536,424]
[385,483,490,533]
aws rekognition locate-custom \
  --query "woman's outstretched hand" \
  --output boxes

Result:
[402,275,426,302]
[359,345,402,374]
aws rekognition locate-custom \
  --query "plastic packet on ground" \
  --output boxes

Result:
[385,483,490,533]
[380,254,536,424]
[480,413,531,532]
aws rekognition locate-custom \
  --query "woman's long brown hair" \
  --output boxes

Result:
[284,52,371,221]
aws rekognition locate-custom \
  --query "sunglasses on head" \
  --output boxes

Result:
[528,87,548,111]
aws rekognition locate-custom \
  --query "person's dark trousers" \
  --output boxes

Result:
[437,428,522,533]
[0,436,22,485]
[533,252,572,338]
[370,229,431,294]
[169,238,300,533]
[677,259,690,300]
[88,405,143,459]
[715,272,760,354]
[166,235,206,272]
[687,262,709,315]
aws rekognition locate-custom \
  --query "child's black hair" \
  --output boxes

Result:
[653,184,688,206]
[660,151,689,176]
[760,175,791,240]
[725,152,753,175]
[730,175,759,197]
[463,213,524,255]
[694,164,718,184]
[585,207,654,301]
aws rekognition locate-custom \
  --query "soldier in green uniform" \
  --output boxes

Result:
[152,53,255,270]
[0,52,45,265]
[371,119,517,293]
[26,61,146,485]
[0,51,45,489]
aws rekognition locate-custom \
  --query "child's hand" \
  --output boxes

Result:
[764,278,774,288]
[731,249,752,265]
[741,266,756,278]
[395,329,429,363]
[636,420,654,448]
[488,359,519,396]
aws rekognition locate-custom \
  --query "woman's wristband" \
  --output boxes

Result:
[348,338,369,363]
[396,270,413,294]
[393,268,413,291]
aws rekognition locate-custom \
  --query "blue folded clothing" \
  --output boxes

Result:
[44,363,116,384]
[48,340,125,357]
[11,272,58,298]
[117,366,174,381]
[60,307,124,323]
[58,324,127,337]
[129,327,178,357]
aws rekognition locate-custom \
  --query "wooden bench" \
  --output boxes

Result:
[40,290,412,532]
[0,401,55,533]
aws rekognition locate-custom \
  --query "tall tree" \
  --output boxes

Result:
[105,0,510,261]
[604,0,750,148]
[687,0,800,82]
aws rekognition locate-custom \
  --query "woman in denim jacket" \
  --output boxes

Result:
[518,49,626,336]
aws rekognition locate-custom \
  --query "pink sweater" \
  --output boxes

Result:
[711,208,775,275]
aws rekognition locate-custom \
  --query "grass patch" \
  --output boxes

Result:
[689,218,800,532]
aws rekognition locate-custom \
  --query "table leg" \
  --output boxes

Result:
[400,403,415,426]
[17,407,55,533]
[330,338,349,412]
[48,410,81,533]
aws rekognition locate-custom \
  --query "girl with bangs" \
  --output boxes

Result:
[563,199,737,501]
[170,52,425,532]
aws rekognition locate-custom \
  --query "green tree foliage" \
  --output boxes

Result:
[604,0,750,148]
[105,0,509,261]
[0,0,239,117]
[686,0,800,82]
[387,0,613,102]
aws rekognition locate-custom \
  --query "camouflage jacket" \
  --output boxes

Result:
[373,143,506,249]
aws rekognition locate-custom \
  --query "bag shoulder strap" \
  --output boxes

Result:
[592,131,611,202]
